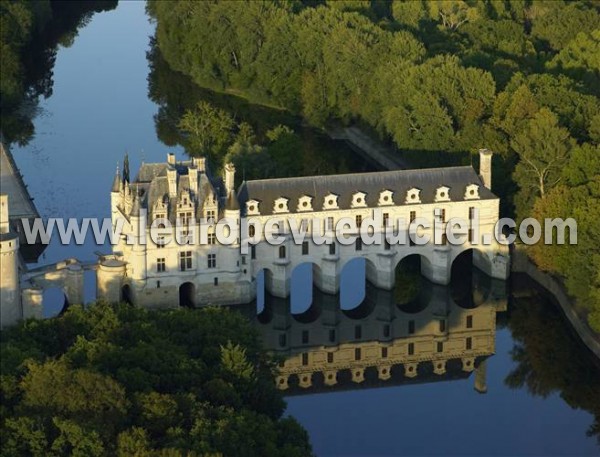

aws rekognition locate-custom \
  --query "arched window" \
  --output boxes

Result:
[279,245,286,259]
[248,224,256,237]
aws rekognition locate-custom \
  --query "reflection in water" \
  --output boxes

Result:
[252,274,507,395]
[508,275,600,444]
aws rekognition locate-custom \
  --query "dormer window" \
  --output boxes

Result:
[406,188,421,204]
[435,186,451,202]
[274,197,289,214]
[464,184,480,200]
[297,195,313,212]
[246,199,260,216]
[351,192,367,208]
[378,190,394,206]
[323,193,339,210]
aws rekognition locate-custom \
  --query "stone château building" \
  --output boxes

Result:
[97,149,509,309]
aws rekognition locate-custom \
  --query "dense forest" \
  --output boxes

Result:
[0,0,117,145]
[146,0,600,331]
[0,303,312,456]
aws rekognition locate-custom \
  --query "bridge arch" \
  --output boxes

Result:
[394,254,429,312]
[340,257,369,310]
[290,262,323,316]
[42,287,69,318]
[255,267,274,315]
[450,249,492,308]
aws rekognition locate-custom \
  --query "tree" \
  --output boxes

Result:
[0,303,312,456]
[511,108,574,200]
[178,101,235,159]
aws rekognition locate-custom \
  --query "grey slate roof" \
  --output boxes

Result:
[131,161,222,225]
[237,166,495,215]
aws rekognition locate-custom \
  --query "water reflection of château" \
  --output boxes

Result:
[252,272,507,395]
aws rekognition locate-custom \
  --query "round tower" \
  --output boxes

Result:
[96,258,127,303]
[0,195,22,328]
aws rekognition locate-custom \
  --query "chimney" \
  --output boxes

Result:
[167,166,177,197]
[478,149,493,190]
[0,194,9,234]
[474,359,488,394]
[224,163,236,195]
[194,157,206,173]
[167,152,176,165]
[188,165,199,196]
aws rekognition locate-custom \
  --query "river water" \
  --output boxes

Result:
[10,2,599,456]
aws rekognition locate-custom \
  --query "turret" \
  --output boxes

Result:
[123,153,130,184]
[129,191,147,284]
[478,149,493,190]
[111,165,121,226]
[0,195,22,328]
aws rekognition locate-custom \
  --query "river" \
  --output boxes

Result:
[9,2,599,456]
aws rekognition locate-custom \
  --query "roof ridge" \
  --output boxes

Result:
[245,166,475,185]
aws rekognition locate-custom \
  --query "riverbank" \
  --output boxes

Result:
[512,245,600,359]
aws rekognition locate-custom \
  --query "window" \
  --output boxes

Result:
[279,333,287,347]
[383,324,390,338]
[302,330,309,344]
[180,251,192,271]
[278,245,286,259]
[329,243,336,255]
[468,228,475,243]
[355,348,361,361]
[208,253,216,269]
[179,211,193,226]
[251,245,256,259]
[208,233,217,245]
[410,211,416,223]
[466,315,473,329]
[156,281,161,288]
[384,239,391,250]
[157,258,166,272]
[355,325,362,339]
[327,217,334,231]
[383,212,389,227]
[381,347,388,358]
[300,218,309,232]
[248,224,256,237]
[302,353,309,366]
[156,236,165,249]
[441,233,447,245]
[439,320,446,332]
[408,320,415,334]
[436,208,446,222]
[408,343,414,355]
[241,256,246,265]
[469,206,475,220]
[466,337,472,350]
[302,241,309,255]
[355,238,363,251]
[437,342,444,353]
[327,352,334,363]
[355,214,362,229]
[206,210,216,222]
[214,277,218,286]
[329,329,336,343]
